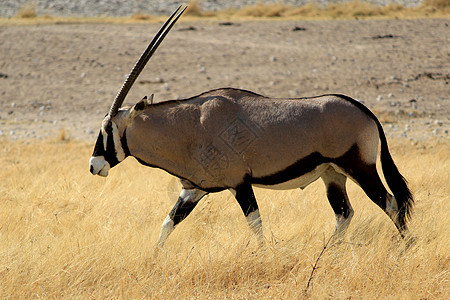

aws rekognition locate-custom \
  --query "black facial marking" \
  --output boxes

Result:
[92,131,106,157]
[91,120,124,168]
[121,129,131,157]
[104,121,120,167]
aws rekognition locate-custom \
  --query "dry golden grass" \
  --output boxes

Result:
[16,2,38,19]
[2,0,449,25]
[0,137,448,298]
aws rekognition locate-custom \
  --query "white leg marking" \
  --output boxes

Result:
[154,188,207,257]
[334,208,354,236]
[246,209,264,245]
[154,215,175,257]
[386,194,398,218]
[385,194,405,230]
[179,188,207,202]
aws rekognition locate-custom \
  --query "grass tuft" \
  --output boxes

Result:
[184,0,205,17]
[17,2,38,18]
[130,13,153,21]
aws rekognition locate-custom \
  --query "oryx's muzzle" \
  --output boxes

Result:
[89,156,110,177]
[89,119,127,177]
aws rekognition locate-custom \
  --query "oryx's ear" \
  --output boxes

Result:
[128,94,154,120]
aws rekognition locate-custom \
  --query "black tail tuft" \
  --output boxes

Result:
[377,124,414,229]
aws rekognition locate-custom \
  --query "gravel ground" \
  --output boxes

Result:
[0,18,448,142]
[1,0,425,18]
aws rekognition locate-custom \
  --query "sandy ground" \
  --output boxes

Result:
[0,18,448,143]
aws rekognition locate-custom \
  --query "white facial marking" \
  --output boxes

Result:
[111,122,126,161]
[101,116,110,151]
[89,156,110,177]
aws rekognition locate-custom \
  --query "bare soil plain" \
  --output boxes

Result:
[0,17,449,298]
[0,18,449,141]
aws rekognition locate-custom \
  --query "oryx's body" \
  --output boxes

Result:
[89,6,413,255]
[122,89,378,192]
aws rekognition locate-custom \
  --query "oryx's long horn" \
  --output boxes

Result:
[108,5,186,117]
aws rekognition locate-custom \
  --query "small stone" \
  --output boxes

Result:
[376,95,383,101]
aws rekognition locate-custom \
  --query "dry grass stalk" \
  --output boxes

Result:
[0,137,448,298]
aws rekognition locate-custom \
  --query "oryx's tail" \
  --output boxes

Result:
[375,120,414,229]
[335,94,414,229]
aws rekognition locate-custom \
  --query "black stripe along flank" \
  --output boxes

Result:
[250,152,326,186]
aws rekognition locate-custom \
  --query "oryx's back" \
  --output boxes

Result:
[195,89,379,180]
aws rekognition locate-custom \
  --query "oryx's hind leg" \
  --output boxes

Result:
[321,166,354,237]
[230,182,264,245]
[154,188,207,257]
[347,163,408,237]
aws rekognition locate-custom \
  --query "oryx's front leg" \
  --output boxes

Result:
[154,188,207,257]
[231,182,265,245]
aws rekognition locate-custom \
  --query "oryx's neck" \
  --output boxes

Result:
[126,100,205,185]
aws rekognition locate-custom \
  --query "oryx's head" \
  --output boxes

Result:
[89,5,186,177]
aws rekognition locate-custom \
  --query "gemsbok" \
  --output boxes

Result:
[89,5,414,254]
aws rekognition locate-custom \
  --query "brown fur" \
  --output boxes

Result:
[121,88,377,190]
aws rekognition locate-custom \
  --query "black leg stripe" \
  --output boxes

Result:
[169,197,199,226]
[235,182,259,216]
